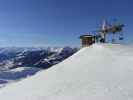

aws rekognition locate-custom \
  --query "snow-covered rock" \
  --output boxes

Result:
[0,44,133,100]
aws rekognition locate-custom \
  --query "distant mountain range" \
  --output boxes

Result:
[0,47,78,87]
[0,47,78,70]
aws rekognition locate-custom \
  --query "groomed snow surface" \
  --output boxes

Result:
[0,43,133,100]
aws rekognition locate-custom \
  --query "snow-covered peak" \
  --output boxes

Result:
[0,44,133,100]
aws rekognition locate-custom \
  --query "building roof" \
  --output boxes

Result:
[80,34,94,39]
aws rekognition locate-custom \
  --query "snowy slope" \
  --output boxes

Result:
[0,44,133,100]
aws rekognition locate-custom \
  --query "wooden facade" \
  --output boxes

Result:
[80,35,95,47]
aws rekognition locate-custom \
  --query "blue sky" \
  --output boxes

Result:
[0,0,132,47]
